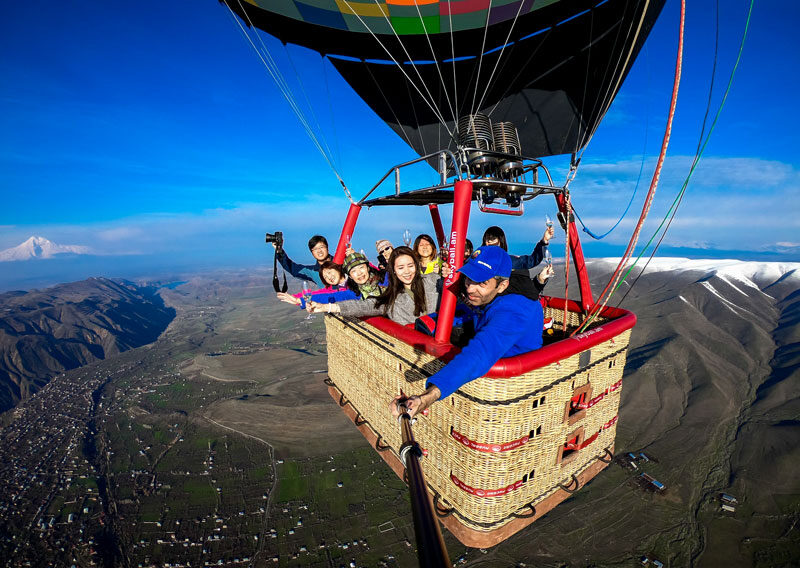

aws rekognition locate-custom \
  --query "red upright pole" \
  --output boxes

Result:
[435,180,472,344]
[428,204,446,249]
[334,203,362,264]
[555,193,594,313]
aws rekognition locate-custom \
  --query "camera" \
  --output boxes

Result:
[265,231,284,250]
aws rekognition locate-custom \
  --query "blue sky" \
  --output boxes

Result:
[1,0,797,285]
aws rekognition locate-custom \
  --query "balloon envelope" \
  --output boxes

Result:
[223,0,665,159]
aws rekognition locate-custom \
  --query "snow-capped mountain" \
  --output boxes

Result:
[0,236,91,261]
[594,256,799,283]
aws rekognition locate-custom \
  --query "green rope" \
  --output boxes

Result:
[583,0,756,326]
[615,0,754,292]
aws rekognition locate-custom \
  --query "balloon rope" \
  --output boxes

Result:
[282,44,340,173]
[360,63,419,152]
[574,0,685,335]
[340,0,454,137]
[615,0,754,308]
[486,27,553,119]
[571,43,651,241]
[578,0,652,158]
[562,192,572,335]
[321,55,343,178]
[448,4,458,130]
[224,2,348,191]
[409,2,457,126]
[473,1,527,117]
[467,5,493,120]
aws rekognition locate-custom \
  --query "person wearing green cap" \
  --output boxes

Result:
[342,251,384,299]
[309,246,440,325]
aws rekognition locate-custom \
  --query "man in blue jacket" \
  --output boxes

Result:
[392,246,543,417]
[272,235,332,287]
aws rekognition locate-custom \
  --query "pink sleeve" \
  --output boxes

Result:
[291,286,335,299]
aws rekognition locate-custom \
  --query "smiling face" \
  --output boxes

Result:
[321,268,341,286]
[464,277,508,307]
[416,239,434,260]
[393,254,417,286]
[380,245,394,261]
[310,243,329,262]
[349,263,370,285]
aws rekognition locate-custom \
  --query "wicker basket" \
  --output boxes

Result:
[324,296,634,547]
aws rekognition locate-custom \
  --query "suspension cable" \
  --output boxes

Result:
[577,0,652,159]
[468,6,494,120]
[361,62,419,152]
[321,54,344,180]
[339,0,454,137]
[473,2,527,116]
[409,1,458,127]
[573,43,651,241]
[616,0,754,307]
[282,43,341,174]
[225,1,351,197]
[485,26,554,119]
[448,4,458,130]
[575,0,685,335]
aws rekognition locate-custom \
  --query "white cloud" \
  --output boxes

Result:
[558,154,800,254]
[5,153,799,263]
[97,227,145,242]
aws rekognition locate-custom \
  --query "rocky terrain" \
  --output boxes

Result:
[0,277,175,412]
[0,260,797,566]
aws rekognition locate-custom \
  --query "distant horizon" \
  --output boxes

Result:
[1,242,797,295]
[2,0,798,277]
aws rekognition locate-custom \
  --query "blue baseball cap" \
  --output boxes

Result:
[458,246,512,282]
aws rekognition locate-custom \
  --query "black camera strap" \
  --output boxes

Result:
[272,252,288,293]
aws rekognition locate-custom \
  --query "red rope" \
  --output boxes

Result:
[576,0,685,333]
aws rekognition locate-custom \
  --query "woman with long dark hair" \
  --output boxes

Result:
[307,246,439,325]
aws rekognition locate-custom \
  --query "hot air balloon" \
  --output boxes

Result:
[221,0,675,549]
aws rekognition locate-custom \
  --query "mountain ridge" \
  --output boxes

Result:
[0,277,175,412]
[0,259,797,565]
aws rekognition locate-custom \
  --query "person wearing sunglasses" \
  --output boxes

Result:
[375,239,394,273]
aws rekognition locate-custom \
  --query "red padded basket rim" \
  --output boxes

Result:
[359,295,636,379]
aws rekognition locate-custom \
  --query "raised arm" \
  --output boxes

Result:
[276,249,321,285]
[509,226,554,270]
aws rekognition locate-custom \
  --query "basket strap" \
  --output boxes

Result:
[450,473,525,498]
[450,429,530,453]
[571,379,623,410]
[375,435,391,452]
[433,494,454,518]
[597,447,614,463]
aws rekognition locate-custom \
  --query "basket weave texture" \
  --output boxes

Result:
[325,303,631,532]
